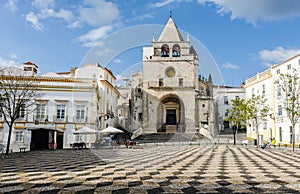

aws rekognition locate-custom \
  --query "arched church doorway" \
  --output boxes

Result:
[157,94,185,133]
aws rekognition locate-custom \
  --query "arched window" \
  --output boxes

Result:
[172,44,180,57]
[161,44,169,57]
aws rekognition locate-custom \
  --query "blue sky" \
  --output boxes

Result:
[1,0,300,86]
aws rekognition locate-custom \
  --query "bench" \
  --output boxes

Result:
[70,142,86,149]
[241,140,249,145]
[18,144,27,153]
[0,144,6,154]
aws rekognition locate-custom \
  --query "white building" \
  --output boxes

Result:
[213,85,245,133]
[0,62,118,151]
[245,54,300,144]
[271,54,300,144]
[124,17,215,137]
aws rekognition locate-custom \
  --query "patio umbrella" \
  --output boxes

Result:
[100,126,124,133]
[74,126,97,134]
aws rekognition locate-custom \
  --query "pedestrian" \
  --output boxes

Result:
[109,135,113,148]
[264,138,272,150]
[271,138,276,148]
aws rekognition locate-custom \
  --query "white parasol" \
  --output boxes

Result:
[74,126,98,134]
[100,126,124,133]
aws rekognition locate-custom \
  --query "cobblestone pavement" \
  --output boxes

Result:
[1,145,300,193]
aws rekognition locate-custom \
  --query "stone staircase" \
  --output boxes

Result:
[134,132,210,143]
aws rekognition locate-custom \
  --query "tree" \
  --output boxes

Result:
[274,69,300,152]
[247,95,270,148]
[0,68,42,154]
[226,98,247,145]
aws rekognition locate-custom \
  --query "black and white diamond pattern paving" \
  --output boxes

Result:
[1,145,300,193]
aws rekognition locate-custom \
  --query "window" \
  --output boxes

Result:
[76,105,85,122]
[278,105,282,116]
[179,78,183,86]
[166,67,176,77]
[106,102,109,115]
[36,104,46,120]
[299,60,300,65]
[277,86,281,97]
[138,113,143,121]
[161,44,169,57]
[17,104,26,119]
[276,69,280,74]
[56,104,66,120]
[172,44,180,57]
[262,84,265,96]
[263,122,267,130]
[76,134,83,142]
[159,78,164,86]
[15,131,24,142]
[235,96,239,100]
[279,127,282,142]
[225,111,228,117]
[224,96,228,105]
[287,64,291,70]
[252,88,255,96]
[24,67,32,71]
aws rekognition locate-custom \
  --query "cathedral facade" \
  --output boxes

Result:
[128,17,215,137]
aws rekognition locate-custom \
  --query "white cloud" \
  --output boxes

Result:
[77,25,113,47]
[26,0,120,31]
[68,21,83,29]
[150,0,193,8]
[0,57,20,68]
[222,62,240,69]
[25,11,43,31]
[125,13,154,23]
[79,0,120,26]
[259,46,300,67]
[151,0,176,8]
[81,41,104,48]
[113,59,122,64]
[5,0,18,13]
[9,53,17,59]
[95,48,115,56]
[39,9,73,22]
[27,0,74,31]
[198,0,300,24]
[32,0,54,9]
[77,25,112,42]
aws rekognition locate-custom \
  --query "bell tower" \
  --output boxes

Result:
[141,17,200,133]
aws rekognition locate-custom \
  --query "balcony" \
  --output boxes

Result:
[73,116,87,123]
[53,115,68,123]
[15,115,28,122]
[146,80,194,89]
[34,115,48,122]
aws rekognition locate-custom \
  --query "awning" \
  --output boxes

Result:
[26,125,64,132]
[73,126,97,134]
[100,126,124,133]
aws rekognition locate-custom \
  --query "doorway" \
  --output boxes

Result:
[166,109,176,125]
[56,132,64,149]
[31,129,49,150]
